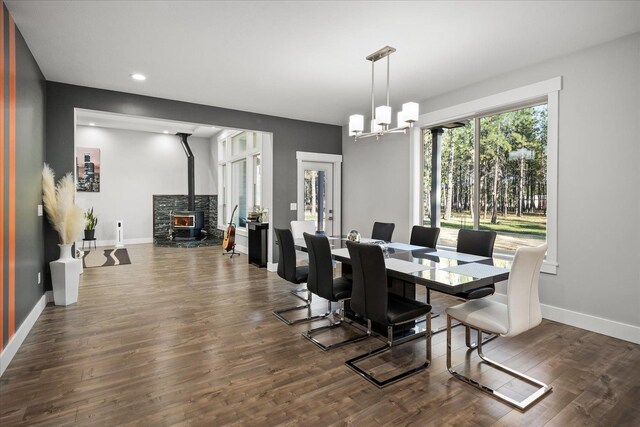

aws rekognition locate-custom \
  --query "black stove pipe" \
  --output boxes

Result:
[177,133,195,211]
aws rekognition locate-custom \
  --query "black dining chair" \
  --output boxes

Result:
[344,241,432,388]
[410,225,440,306]
[272,228,331,325]
[301,233,369,350]
[371,222,395,241]
[455,229,497,300]
[454,228,498,347]
[410,225,440,248]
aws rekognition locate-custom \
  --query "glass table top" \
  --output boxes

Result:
[294,236,512,294]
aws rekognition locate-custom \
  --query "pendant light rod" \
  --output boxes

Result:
[386,54,390,107]
[371,59,375,122]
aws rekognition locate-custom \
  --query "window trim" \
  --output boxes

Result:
[410,77,561,274]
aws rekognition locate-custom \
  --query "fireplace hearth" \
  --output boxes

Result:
[153,195,222,247]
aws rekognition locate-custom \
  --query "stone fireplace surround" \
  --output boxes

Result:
[153,195,223,247]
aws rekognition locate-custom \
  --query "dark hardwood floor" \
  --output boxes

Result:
[1,244,638,426]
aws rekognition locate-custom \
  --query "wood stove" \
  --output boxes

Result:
[170,133,205,241]
[172,210,205,239]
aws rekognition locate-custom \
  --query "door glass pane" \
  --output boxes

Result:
[304,169,327,232]
[440,122,475,246]
[253,154,261,207]
[479,105,547,253]
[232,159,247,228]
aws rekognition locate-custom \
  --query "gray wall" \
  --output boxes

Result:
[45,82,342,286]
[342,130,411,243]
[343,33,640,330]
[2,8,46,348]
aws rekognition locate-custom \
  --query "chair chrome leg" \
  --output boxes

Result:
[420,318,462,336]
[425,289,440,319]
[465,325,499,349]
[272,292,330,325]
[426,313,432,363]
[446,315,553,411]
[345,315,431,389]
[290,286,310,302]
[302,300,369,351]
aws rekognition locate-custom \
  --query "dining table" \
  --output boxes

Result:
[295,236,511,293]
[294,235,512,342]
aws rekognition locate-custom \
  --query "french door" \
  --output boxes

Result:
[296,152,342,237]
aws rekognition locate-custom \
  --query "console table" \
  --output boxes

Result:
[247,222,269,268]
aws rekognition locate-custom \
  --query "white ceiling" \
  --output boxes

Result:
[7,1,640,125]
[76,109,222,138]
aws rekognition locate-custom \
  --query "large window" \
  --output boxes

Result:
[218,131,262,230]
[422,104,548,254]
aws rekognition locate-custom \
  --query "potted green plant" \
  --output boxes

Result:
[84,207,98,240]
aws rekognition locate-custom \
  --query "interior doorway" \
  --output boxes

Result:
[72,108,273,264]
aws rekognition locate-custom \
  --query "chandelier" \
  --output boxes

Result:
[349,46,419,140]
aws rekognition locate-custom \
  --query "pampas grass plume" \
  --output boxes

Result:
[42,164,84,244]
[64,205,85,244]
[42,164,58,227]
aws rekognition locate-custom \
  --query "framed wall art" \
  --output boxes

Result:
[76,147,101,192]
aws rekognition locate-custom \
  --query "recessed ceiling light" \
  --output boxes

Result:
[130,73,146,81]
[163,130,169,134]
[89,122,95,126]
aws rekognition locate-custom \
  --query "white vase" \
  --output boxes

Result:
[50,243,81,306]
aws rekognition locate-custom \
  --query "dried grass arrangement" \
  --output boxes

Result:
[42,164,84,245]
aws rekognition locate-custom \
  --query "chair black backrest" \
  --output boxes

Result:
[456,229,497,257]
[410,225,440,248]
[275,228,298,282]
[346,241,389,325]
[371,222,395,241]
[303,232,335,300]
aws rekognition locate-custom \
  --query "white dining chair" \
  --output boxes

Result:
[290,220,316,239]
[445,243,551,411]
[289,220,317,299]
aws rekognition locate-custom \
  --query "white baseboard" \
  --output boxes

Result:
[122,237,154,246]
[267,262,278,272]
[0,291,53,377]
[490,293,640,344]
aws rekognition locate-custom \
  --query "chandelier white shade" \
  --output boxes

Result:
[402,102,419,122]
[348,46,419,140]
[375,105,392,126]
[349,114,364,134]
